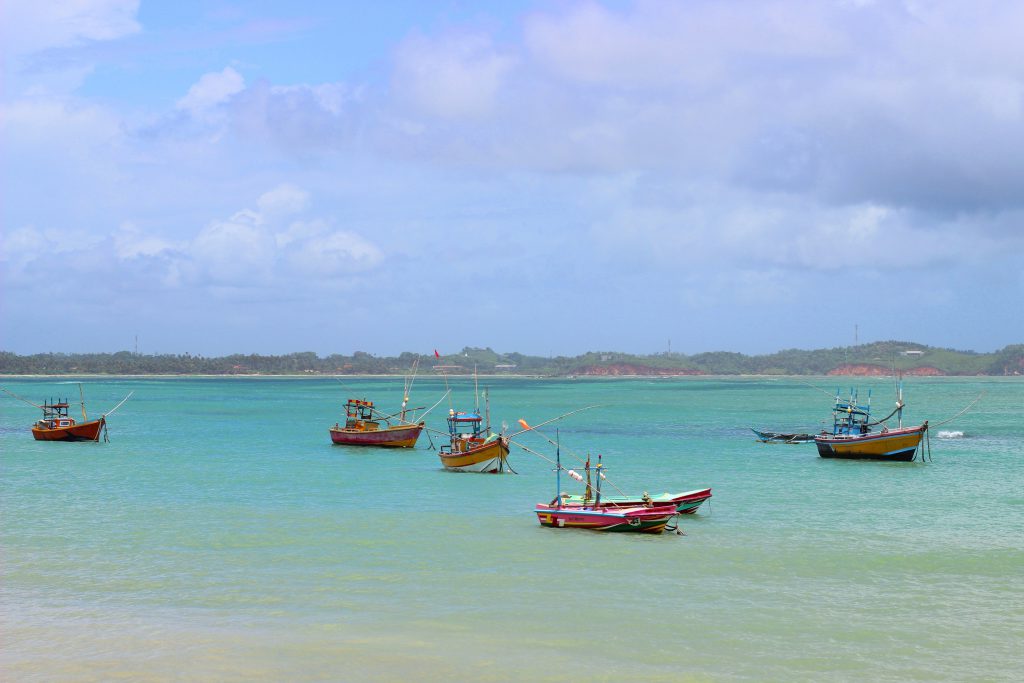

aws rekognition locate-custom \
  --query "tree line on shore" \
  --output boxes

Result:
[2,342,1022,376]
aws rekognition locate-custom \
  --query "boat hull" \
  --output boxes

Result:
[439,438,510,473]
[752,428,815,443]
[815,424,927,461]
[31,418,105,442]
[534,504,677,533]
[562,488,712,514]
[329,423,423,448]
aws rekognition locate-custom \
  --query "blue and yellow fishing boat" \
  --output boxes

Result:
[814,385,928,461]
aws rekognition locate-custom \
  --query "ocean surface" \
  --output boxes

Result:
[1,376,1022,682]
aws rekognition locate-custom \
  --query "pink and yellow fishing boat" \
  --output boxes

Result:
[533,451,679,534]
[330,398,424,448]
[535,502,678,533]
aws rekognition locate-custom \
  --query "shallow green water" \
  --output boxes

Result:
[2,376,1022,681]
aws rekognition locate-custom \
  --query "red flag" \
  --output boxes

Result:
[434,349,440,358]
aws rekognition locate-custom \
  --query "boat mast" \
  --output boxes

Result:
[484,387,490,435]
[79,383,87,421]
[584,454,592,504]
[555,429,561,509]
[897,378,904,429]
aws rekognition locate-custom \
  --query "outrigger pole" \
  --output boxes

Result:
[1,387,44,409]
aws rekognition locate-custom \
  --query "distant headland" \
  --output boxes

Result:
[2,342,1022,376]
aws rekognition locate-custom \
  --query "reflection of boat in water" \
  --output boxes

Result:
[438,404,510,472]
[329,398,424,448]
[2,385,132,442]
[751,428,815,444]
[814,384,928,461]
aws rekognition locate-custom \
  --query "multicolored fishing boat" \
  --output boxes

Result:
[437,407,511,473]
[533,449,679,534]
[329,361,434,448]
[814,385,928,461]
[534,502,678,533]
[329,398,425,448]
[2,385,132,442]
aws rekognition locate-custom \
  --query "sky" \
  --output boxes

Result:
[2,0,1022,357]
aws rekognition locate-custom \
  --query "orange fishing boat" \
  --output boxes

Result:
[2,385,132,442]
[32,398,106,441]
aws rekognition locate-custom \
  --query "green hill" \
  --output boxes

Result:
[1,342,1021,376]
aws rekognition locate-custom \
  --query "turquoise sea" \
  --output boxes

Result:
[1,376,1022,682]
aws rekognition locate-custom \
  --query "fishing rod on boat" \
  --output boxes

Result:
[930,392,985,429]
[505,404,603,440]
[513,419,633,499]
[799,380,838,399]
[78,383,88,421]
[509,436,633,501]
[371,405,426,423]
[377,389,451,428]
[102,391,134,418]
[1,387,44,410]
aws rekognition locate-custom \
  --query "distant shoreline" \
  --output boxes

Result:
[2,341,1021,377]
[2,373,1019,380]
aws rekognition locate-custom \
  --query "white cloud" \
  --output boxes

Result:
[190,214,276,284]
[176,67,246,119]
[258,184,310,217]
[114,222,179,259]
[1,0,140,59]
[392,32,515,119]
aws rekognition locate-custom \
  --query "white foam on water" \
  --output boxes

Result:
[937,430,964,438]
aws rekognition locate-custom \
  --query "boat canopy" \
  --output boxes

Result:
[450,412,482,422]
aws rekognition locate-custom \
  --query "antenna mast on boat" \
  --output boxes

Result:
[555,429,561,508]
[401,358,419,422]
[484,387,491,434]
[473,364,479,415]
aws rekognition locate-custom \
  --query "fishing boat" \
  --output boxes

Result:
[329,398,424,448]
[535,501,678,533]
[534,446,679,534]
[814,385,928,461]
[32,398,106,441]
[561,487,712,514]
[2,385,132,442]
[329,360,436,448]
[751,428,815,444]
[437,408,511,472]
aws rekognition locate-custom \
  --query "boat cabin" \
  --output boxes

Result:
[442,410,488,453]
[828,391,872,437]
[343,399,379,430]
[37,399,75,430]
